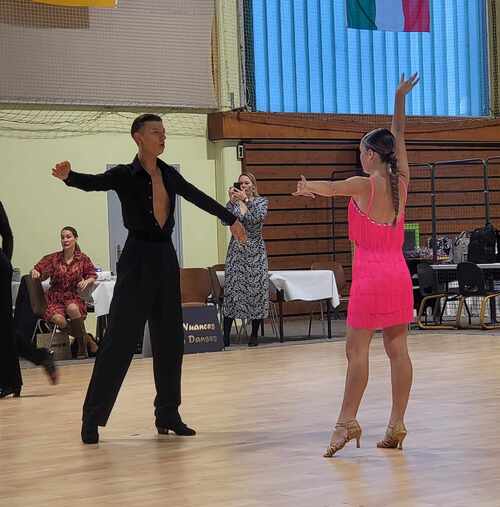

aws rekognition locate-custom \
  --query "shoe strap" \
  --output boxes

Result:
[335,419,360,437]
[335,419,359,429]
[387,421,406,431]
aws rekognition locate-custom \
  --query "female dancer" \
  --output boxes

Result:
[293,73,419,456]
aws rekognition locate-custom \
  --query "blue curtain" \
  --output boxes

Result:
[250,0,489,116]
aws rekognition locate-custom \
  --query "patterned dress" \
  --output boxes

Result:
[223,196,269,320]
[34,250,96,321]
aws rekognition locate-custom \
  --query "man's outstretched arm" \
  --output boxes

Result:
[52,160,120,192]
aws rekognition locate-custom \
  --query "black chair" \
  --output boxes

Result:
[416,263,458,329]
[456,262,500,329]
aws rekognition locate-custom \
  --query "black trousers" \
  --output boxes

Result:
[0,250,22,389]
[83,236,184,426]
[0,254,51,390]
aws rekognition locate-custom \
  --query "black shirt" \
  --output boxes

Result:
[65,156,237,241]
[0,201,13,260]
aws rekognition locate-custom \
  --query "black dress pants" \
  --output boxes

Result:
[82,236,184,426]
[0,250,22,389]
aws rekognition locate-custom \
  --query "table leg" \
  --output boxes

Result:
[488,277,497,323]
[326,299,332,339]
[278,289,284,342]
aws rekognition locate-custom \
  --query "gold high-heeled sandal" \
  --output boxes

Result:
[377,422,407,450]
[323,419,362,458]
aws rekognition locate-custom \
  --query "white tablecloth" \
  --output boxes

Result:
[216,270,340,308]
[11,279,116,317]
[90,280,116,317]
[14,270,340,317]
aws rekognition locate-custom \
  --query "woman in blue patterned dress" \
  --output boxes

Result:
[223,173,269,347]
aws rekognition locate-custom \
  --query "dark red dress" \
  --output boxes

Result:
[34,250,96,321]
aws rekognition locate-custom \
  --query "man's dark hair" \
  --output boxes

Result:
[131,114,163,136]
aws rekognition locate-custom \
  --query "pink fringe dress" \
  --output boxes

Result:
[347,177,414,329]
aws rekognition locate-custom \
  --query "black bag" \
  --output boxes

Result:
[467,223,498,264]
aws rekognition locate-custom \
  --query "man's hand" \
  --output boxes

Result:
[52,161,71,181]
[31,269,40,279]
[230,220,247,243]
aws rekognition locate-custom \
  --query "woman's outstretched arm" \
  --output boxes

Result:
[391,72,419,184]
[292,175,369,199]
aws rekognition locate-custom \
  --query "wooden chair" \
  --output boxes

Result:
[180,268,211,307]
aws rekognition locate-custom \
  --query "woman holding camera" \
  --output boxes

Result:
[223,173,269,347]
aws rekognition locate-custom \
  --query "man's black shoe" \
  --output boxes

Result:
[156,418,196,436]
[81,420,99,444]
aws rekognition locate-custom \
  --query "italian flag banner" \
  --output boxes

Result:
[346,0,430,32]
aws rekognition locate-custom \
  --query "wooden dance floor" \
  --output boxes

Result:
[2,332,500,506]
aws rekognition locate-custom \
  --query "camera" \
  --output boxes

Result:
[233,182,241,190]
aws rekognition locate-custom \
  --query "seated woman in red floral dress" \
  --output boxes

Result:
[31,226,97,359]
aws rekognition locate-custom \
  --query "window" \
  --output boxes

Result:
[246,0,489,116]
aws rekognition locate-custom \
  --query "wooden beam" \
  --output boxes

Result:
[208,111,500,142]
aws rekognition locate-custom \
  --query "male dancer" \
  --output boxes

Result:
[52,114,246,444]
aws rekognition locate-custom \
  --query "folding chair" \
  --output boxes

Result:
[456,262,500,329]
